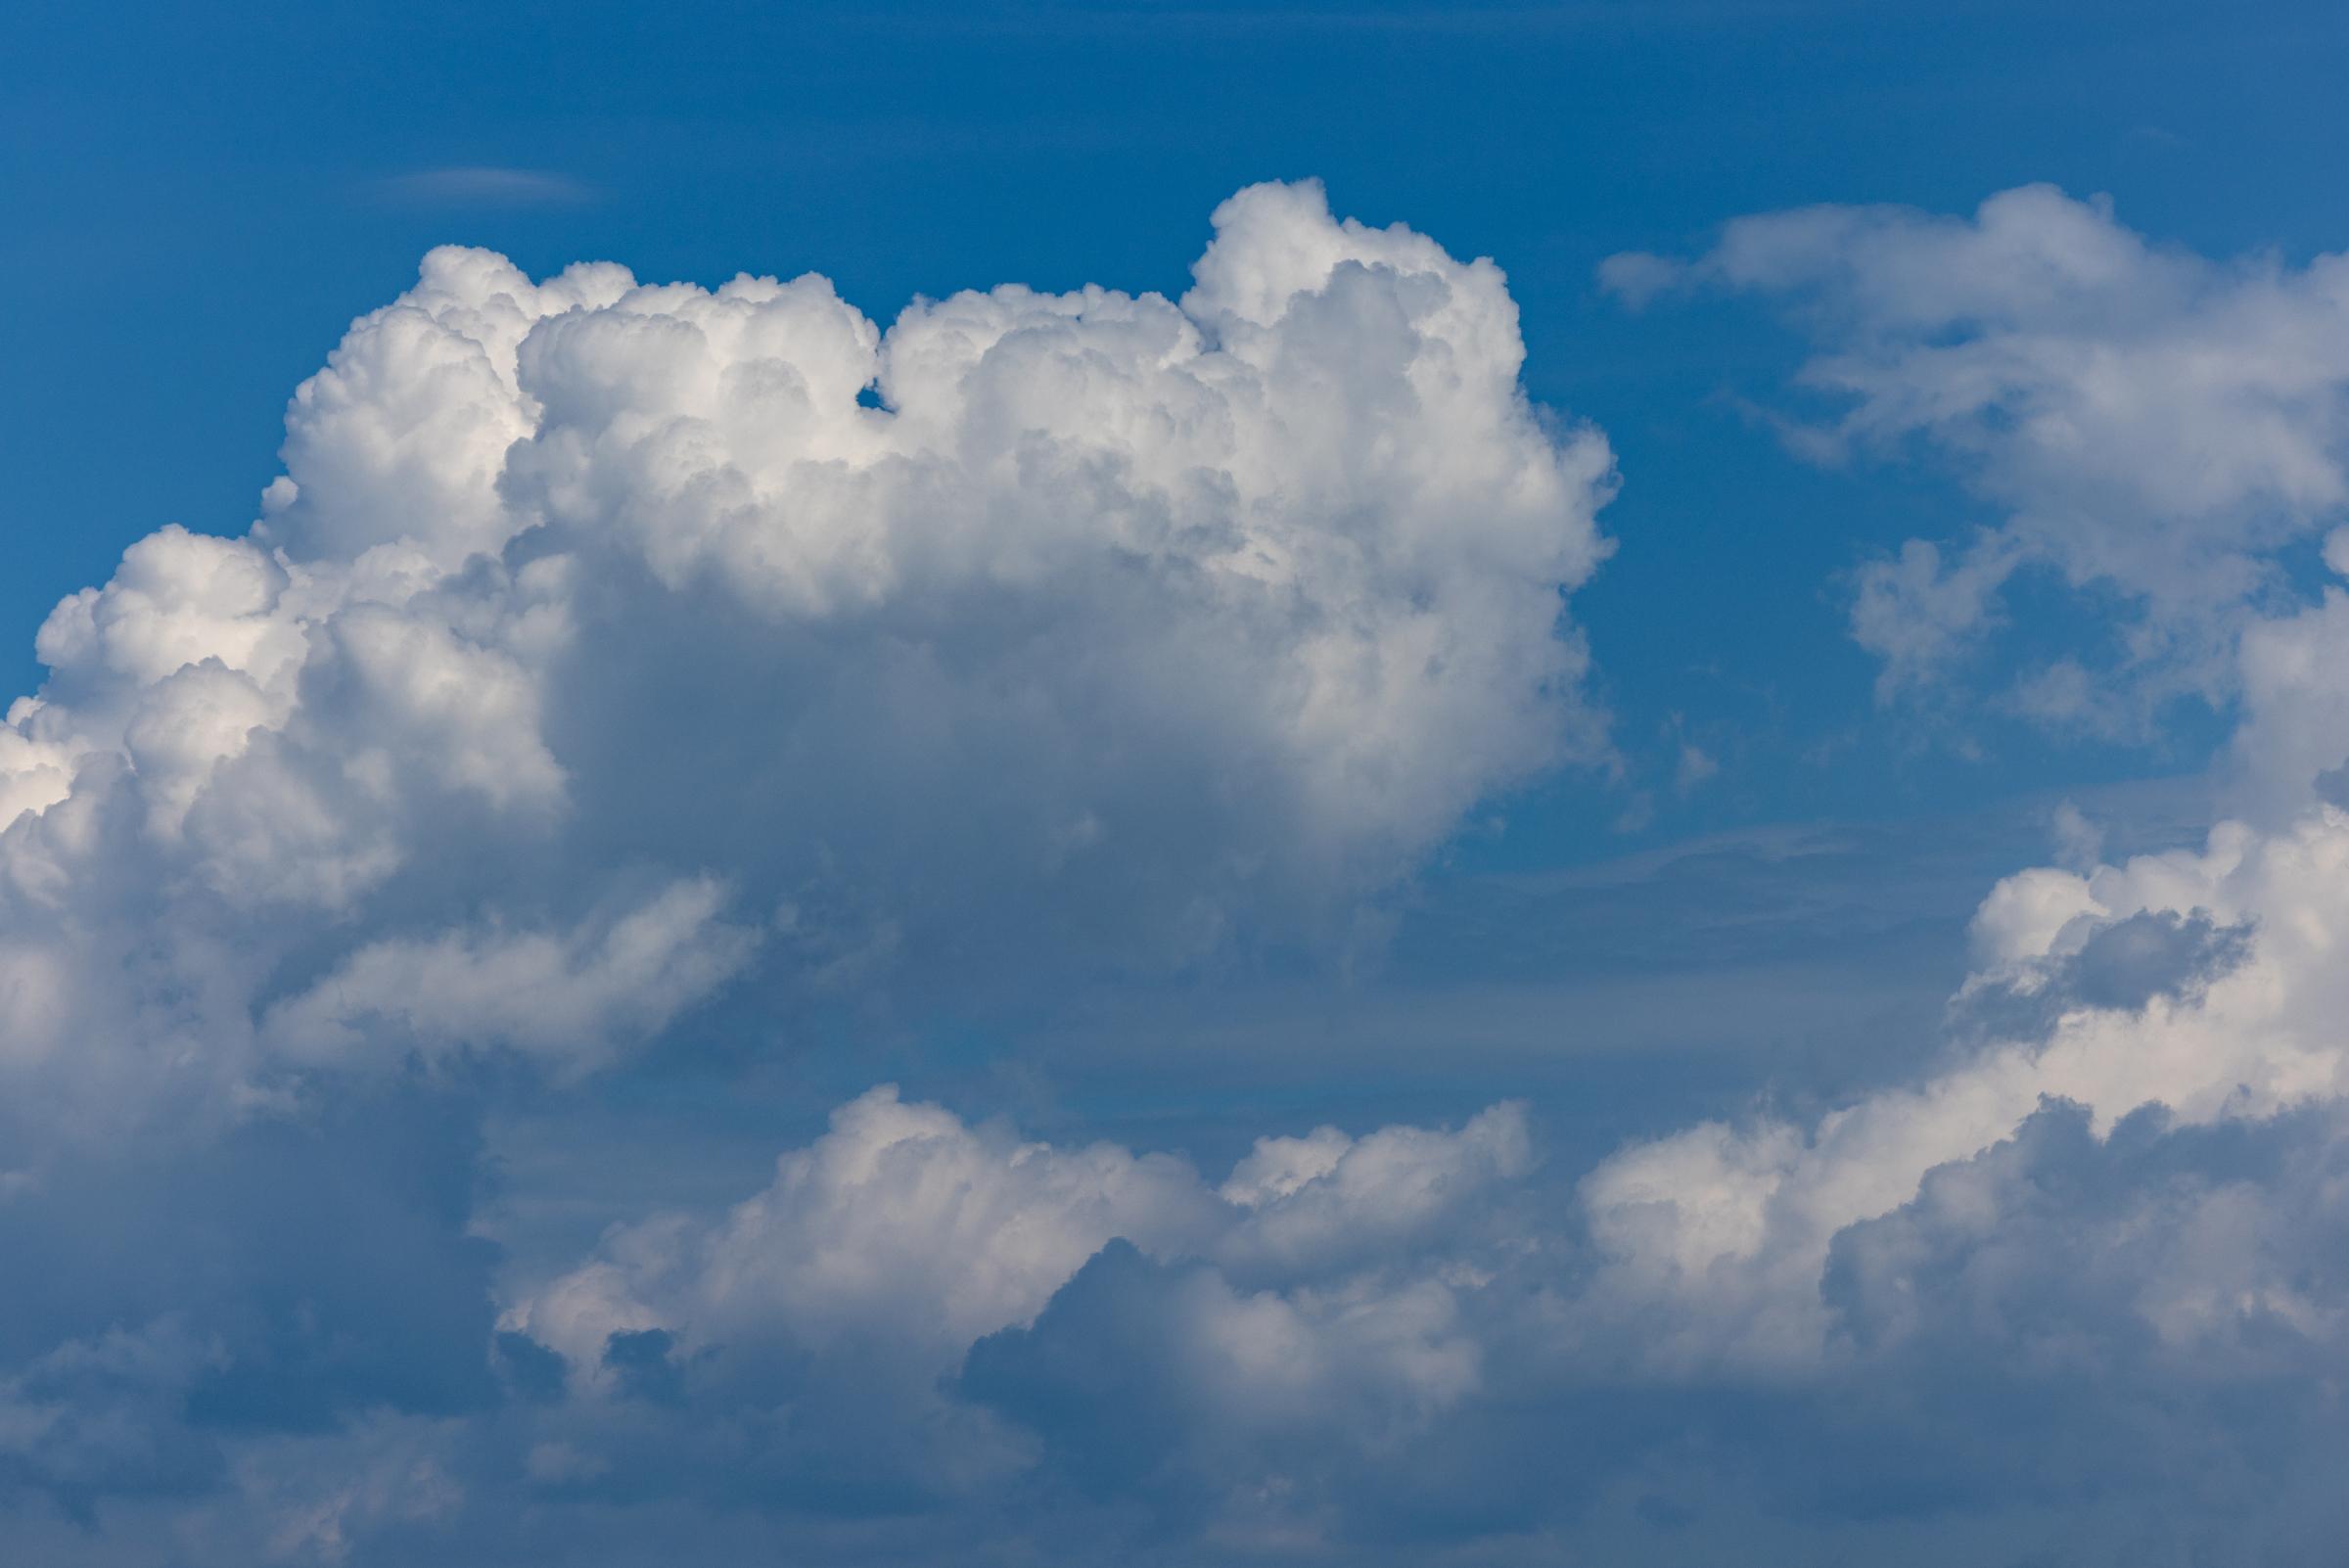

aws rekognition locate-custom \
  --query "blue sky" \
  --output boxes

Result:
[8,3,2349,1563]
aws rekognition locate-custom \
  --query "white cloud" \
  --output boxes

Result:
[503,1085,1529,1389]
[0,184,1631,1553]
[1572,795,2349,1370]
[1610,185,2349,719]
[505,1085,1213,1377]
[1213,1101,1532,1277]
[0,180,1616,1141]
[260,876,760,1075]
[1846,532,2021,701]
[38,172,2349,1564]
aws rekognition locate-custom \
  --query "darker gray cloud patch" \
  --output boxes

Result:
[2068,910,2250,1011]
[492,1331,568,1405]
[1802,1100,2349,1546]
[0,1088,501,1522]
[1956,909,2251,1040]
[2314,763,2349,811]
[957,1241,1201,1505]
[0,1324,224,1524]
[601,1329,688,1407]
[1826,1098,2326,1356]
[953,1238,1572,1552]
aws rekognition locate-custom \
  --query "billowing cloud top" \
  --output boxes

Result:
[0,180,1614,1136]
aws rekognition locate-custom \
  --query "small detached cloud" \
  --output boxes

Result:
[371,166,599,208]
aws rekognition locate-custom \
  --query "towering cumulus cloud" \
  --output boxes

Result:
[0,184,1621,1562]
[0,179,1614,1122]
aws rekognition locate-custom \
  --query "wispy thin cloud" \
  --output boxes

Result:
[371,165,599,208]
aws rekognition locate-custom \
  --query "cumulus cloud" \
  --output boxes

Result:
[1533,200,2349,1558]
[25,783,2349,1565]
[27,168,2349,1567]
[1609,185,2349,722]
[1576,800,2349,1367]
[475,519,2349,1559]
[911,793,2349,1556]
[502,1084,1222,1376]
[0,182,1625,1559]
[489,1087,1536,1544]
[465,796,2349,1556]
[0,178,1614,1142]
[502,1087,1529,1387]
